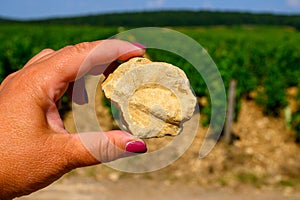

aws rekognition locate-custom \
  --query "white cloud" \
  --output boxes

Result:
[147,0,166,8]
[287,0,300,7]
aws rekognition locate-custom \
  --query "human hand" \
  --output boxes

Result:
[0,40,147,199]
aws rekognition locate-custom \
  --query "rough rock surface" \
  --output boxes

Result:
[101,57,196,138]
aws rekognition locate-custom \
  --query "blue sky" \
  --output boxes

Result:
[1,0,300,20]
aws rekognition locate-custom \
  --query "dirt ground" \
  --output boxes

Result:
[17,177,300,200]
[17,78,300,200]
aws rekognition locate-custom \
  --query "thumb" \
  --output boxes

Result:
[66,130,147,168]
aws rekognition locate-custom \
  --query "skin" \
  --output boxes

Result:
[0,40,146,199]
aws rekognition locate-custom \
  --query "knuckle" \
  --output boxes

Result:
[73,42,91,52]
[61,42,91,56]
[41,48,55,54]
[0,71,19,87]
[61,45,74,53]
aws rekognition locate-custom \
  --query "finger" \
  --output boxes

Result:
[0,71,19,89]
[68,77,88,105]
[29,40,145,102]
[65,130,147,168]
[47,39,144,81]
[71,61,120,104]
[118,42,146,61]
[88,60,120,77]
[24,48,55,68]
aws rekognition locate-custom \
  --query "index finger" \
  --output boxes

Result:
[29,39,145,102]
[48,40,145,82]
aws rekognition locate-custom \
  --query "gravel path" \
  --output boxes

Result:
[17,177,300,200]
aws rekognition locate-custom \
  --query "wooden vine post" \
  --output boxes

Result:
[224,79,237,144]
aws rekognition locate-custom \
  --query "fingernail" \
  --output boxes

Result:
[131,42,147,49]
[125,140,147,153]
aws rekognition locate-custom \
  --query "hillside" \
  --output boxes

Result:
[1,10,300,29]
[0,17,17,24]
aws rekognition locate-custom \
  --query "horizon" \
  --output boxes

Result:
[1,0,300,20]
[1,9,300,21]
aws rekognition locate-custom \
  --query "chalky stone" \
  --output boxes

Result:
[101,58,196,138]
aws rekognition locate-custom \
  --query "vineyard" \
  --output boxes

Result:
[0,24,300,140]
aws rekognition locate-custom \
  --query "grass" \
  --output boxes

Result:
[236,172,261,187]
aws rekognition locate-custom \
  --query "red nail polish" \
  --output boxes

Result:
[131,42,147,49]
[125,141,147,153]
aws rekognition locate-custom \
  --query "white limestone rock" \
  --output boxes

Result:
[101,57,196,138]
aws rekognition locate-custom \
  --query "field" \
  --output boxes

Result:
[1,24,300,199]
[0,24,118,80]
[1,24,300,136]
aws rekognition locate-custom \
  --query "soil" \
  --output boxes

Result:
[18,177,300,200]
[18,78,300,199]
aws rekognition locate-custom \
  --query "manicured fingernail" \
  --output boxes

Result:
[125,140,147,153]
[131,42,146,49]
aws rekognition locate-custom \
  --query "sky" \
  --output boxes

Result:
[0,0,300,20]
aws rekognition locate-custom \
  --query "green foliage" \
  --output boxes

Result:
[10,11,300,30]
[0,24,118,119]
[236,172,260,186]
[171,26,299,122]
[256,66,288,116]
[0,24,118,81]
[1,24,300,134]
[292,82,300,143]
[103,95,113,116]
[292,113,300,142]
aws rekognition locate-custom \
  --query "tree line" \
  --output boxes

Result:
[1,10,300,29]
